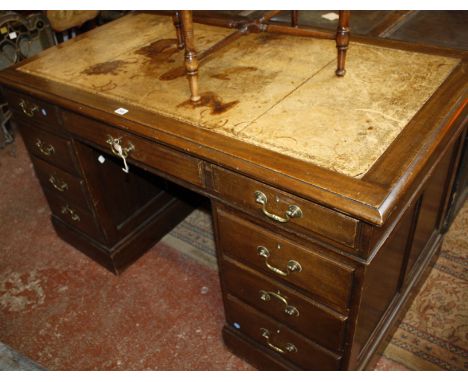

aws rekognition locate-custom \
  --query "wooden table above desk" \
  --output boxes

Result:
[0,12,466,370]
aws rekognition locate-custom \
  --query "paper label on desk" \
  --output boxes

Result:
[321,12,339,21]
[114,107,128,115]
[9,32,17,40]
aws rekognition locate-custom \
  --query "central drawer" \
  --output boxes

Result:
[217,209,355,310]
[63,111,204,188]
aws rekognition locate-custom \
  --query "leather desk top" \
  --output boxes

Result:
[17,13,459,178]
[2,12,466,225]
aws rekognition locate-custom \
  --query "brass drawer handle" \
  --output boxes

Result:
[19,99,39,117]
[61,205,80,222]
[49,175,68,192]
[35,139,55,156]
[254,191,302,223]
[106,135,135,173]
[259,290,300,317]
[257,246,302,276]
[260,328,297,354]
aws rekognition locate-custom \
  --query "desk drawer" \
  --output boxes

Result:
[222,258,347,352]
[20,124,80,175]
[63,112,204,188]
[44,192,103,242]
[225,294,342,370]
[32,156,90,210]
[212,166,358,248]
[217,209,354,310]
[4,88,61,131]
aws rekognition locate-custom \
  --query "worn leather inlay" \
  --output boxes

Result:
[19,13,460,178]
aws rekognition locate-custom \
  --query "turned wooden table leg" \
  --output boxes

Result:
[336,10,350,77]
[291,11,299,27]
[180,10,201,103]
[173,11,185,49]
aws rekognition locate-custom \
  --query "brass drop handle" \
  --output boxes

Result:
[35,139,55,156]
[254,191,302,223]
[259,290,300,317]
[260,328,297,354]
[49,175,68,192]
[19,99,39,117]
[106,135,135,173]
[106,136,134,158]
[257,246,302,276]
[61,205,80,221]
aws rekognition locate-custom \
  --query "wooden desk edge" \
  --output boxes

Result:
[0,33,466,228]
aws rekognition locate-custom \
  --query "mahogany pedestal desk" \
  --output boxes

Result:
[0,13,466,370]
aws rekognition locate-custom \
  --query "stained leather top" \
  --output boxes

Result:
[19,13,460,178]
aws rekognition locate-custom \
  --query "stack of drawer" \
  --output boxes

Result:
[212,166,357,370]
[5,89,104,241]
[5,88,201,274]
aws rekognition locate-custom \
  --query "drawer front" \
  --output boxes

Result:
[31,156,90,210]
[212,166,358,247]
[222,258,347,352]
[225,294,342,370]
[4,88,61,131]
[63,112,204,188]
[217,209,354,310]
[44,192,103,242]
[20,124,80,175]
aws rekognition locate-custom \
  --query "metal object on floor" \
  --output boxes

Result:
[0,101,13,148]
[0,11,56,148]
